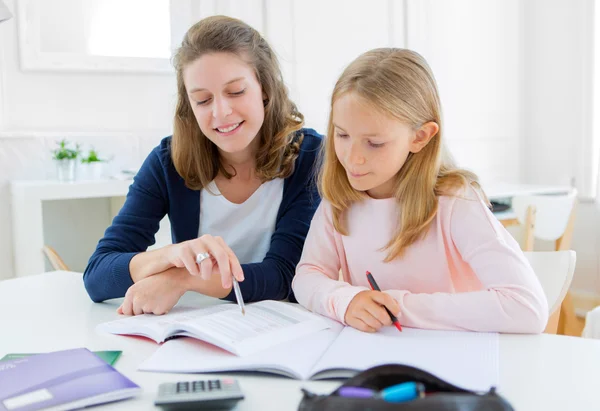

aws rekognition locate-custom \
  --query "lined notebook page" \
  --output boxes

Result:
[182,301,332,355]
[311,326,499,391]
[99,301,332,356]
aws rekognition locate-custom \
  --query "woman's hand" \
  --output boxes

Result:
[163,234,244,289]
[117,271,189,316]
[344,290,401,332]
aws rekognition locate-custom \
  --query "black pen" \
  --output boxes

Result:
[366,271,402,332]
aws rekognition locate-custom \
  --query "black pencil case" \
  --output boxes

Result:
[298,364,513,411]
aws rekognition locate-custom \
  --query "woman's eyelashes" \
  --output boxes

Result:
[335,132,385,148]
[194,89,246,106]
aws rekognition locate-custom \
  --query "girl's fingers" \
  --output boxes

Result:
[364,301,392,326]
[371,291,401,317]
[356,308,385,330]
[350,317,377,333]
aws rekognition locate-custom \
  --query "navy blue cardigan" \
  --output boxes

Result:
[83,128,322,303]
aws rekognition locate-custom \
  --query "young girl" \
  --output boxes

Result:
[292,48,548,334]
[84,16,322,315]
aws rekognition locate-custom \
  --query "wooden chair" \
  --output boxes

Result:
[523,251,576,334]
[42,245,70,271]
[512,191,578,334]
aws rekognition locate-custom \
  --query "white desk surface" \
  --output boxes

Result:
[483,182,572,200]
[9,179,132,201]
[2,272,599,411]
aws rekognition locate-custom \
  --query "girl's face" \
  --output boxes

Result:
[332,92,437,199]
[184,52,266,158]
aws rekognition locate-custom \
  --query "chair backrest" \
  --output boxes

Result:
[511,190,577,242]
[42,245,70,271]
[523,250,576,315]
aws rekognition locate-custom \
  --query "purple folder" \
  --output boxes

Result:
[0,348,141,411]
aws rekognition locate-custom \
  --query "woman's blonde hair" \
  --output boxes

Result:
[320,48,486,261]
[172,16,304,189]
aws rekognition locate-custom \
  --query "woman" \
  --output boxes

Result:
[83,16,322,315]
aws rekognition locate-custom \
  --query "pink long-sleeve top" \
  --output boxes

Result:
[292,186,549,333]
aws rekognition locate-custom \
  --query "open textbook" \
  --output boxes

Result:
[97,301,330,356]
[139,320,500,392]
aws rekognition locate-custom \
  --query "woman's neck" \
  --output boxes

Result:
[218,135,261,180]
[219,153,255,180]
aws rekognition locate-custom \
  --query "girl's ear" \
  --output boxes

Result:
[409,121,439,153]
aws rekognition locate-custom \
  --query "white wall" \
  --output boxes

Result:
[1,0,177,131]
[283,0,401,133]
[0,0,174,278]
[406,0,522,184]
[521,0,594,191]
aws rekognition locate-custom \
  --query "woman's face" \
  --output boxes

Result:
[184,52,266,157]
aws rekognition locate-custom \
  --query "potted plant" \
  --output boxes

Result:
[52,139,80,182]
[80,148,106,180]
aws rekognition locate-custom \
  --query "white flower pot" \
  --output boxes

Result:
[79,162,105,180]
[55,159,77,182]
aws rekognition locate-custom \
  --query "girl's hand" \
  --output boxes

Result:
[117,271,189,316]
[345,290,401,332]
[163,235,244,289]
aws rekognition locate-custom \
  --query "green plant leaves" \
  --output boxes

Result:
[53,139,80,160]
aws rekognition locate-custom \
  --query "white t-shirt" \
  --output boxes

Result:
[199,179,284,264]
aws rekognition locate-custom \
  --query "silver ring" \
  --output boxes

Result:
[195,252,210,264]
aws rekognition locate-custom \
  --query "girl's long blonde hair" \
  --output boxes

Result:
[320,48,486,261]
[172,16,304,190]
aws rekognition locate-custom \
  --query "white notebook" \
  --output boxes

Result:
[139,320,499,392]
[97,300,330,357]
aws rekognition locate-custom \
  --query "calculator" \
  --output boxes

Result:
[154,378,245,410]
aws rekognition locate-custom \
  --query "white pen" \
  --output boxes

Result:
[232,277,246,316]
[196,252,245,315]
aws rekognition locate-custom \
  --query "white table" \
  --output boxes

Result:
[9,179,171,278]
[484,182,572,200]
[485,182,573,227]
[1,271,599,410]
[10,179,132,277]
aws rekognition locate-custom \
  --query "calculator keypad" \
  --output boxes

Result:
[171,380,226,393]
[156,378,244,410]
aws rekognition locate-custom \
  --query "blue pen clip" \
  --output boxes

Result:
[380,382,425,403]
